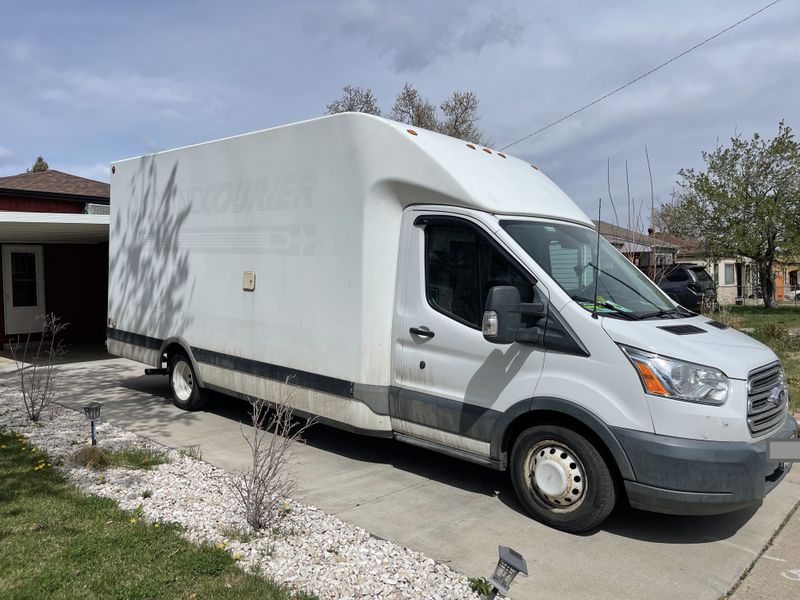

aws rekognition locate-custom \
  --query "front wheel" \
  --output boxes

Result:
[168,354,208,411]
[510,425,616,533]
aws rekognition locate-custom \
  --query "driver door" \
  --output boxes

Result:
[393,213,547,456]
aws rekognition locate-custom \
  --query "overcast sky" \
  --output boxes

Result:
[1,0,798,225]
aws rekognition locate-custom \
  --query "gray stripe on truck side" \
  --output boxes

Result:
[107,327,497,442]
[389,387,500,443]
[190,346,355,399]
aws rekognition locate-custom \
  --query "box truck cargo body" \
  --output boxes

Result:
[109,113,795,532]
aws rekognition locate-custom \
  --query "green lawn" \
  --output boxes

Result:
[0,432,316,600]
[725,306,800,414]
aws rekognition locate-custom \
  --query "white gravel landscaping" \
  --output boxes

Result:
[0,392,479,600]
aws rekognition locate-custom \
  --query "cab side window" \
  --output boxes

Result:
[425,221,534,328]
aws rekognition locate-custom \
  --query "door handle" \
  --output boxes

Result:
[409,327,435,338]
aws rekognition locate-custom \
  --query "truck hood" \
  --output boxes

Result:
[600,315,777,380]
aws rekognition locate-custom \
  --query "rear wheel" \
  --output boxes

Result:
[168,353,208,411]
[510,425,616,533]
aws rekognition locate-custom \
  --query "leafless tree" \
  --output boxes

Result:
[230,383,315,532]
[327,83,489,145]
[326,85,381,116]
[439,90,488,146]
[390,83,439,131]
[10,313,68,422]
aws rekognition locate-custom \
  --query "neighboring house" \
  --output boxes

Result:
[593,220,679,269]
[0,170,109,345]
[652,232,800,304]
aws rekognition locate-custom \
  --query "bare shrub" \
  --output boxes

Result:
[74,446,110,469]
[701,299,743,329]
[230,382,314,532]
[10,313,68,422]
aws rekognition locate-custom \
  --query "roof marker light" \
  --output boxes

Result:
[531,164,539,170]
[498,153,507,159]
[466,143,476,149]
[111,165,115,174]
[407,129,418,136]
[482,148,492,154]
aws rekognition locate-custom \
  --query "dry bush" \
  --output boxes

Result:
[701,299,743,329]
[74,446,110,469]
[230,381,314,532]
[10,313,68,422]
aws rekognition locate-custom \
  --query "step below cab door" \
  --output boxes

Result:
[393,210,547,458]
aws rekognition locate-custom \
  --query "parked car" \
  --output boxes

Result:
[654,264,717,311]
[107,113,795,533]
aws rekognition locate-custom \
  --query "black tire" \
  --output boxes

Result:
[510,425,616,533]
[168,353,208,411]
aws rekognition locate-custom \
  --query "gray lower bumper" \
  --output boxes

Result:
[612,413,797,515]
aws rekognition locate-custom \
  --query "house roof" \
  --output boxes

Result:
[592,220,680,251]
[651,232,706,257]
[0,169,109,202]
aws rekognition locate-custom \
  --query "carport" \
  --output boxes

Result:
[0,170,110,345]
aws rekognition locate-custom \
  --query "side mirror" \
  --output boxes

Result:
[482,286,522,344]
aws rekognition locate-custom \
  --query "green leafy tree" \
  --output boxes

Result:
[662,122,800,308]
[27,156,49,172]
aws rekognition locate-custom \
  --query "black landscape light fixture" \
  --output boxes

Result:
[486,545,528,599]
[83,402,102,446]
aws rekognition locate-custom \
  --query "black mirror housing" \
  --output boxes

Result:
[482,286,522,344]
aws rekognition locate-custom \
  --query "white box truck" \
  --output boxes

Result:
[108,113,796,532]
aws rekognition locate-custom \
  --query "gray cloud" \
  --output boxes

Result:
[0,0,797,223]
[307,0,527,73]
[458,9,526,53]
[0,147,16,167]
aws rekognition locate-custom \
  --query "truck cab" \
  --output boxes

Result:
[393,203,794,532]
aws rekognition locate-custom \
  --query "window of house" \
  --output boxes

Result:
[724,263,735,285]
[425,221,534,328]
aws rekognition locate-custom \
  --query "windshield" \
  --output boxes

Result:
[501,220,676,319]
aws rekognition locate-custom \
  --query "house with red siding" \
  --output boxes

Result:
[0,170,109,345]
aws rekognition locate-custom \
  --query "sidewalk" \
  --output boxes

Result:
[731,482,800,599]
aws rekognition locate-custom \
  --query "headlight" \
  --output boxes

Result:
[619,345,729,405]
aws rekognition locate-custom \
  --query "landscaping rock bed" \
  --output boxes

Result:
[0,393,478,600]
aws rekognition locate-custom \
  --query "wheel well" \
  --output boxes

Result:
[502,410,624,487]
[162,342,187,367]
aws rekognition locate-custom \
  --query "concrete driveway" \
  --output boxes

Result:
[4,356,798,600]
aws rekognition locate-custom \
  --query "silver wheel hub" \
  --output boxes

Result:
[172,361,194,402]
[526,441,586,510]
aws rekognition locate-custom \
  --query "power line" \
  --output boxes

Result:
[500,0,782,151]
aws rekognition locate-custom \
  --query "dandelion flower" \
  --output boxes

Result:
[234,552,242,561]
[130,518,137,524]
[154,523,160,528]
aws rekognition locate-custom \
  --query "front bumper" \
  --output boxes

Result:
[611,413,797,515]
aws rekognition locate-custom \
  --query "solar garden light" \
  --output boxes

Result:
[83,402,102,446]
[485,545,528,599]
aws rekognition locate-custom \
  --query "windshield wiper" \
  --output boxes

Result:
[572,296,641,320]
[586,262,673,314]
[639,306,696,320]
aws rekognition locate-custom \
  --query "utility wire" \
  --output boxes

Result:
[500,0,782,151]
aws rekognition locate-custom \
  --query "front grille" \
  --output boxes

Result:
[747,362,787,436]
